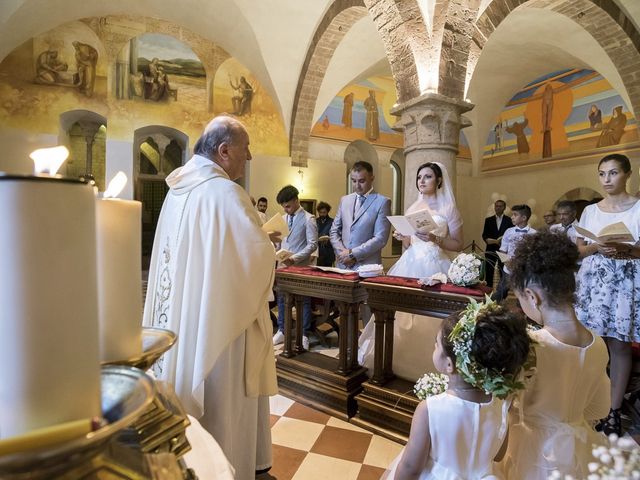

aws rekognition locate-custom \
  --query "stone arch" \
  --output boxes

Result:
[554,186,603,219]
[364,0,428,101]
[470,0,640,118]
[59,109,107,188]
[133,124,189,268]
[289,0,368,167]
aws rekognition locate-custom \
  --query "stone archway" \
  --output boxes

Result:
[133,125,189,269]
[289,0,369,167]
[470,0,640,119]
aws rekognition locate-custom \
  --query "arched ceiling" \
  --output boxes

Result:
[0,0,334,133]
[465,7,632,173]
[313,15,387,122]
[1,0,639,159]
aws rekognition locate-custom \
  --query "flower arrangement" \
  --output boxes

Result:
[549,434,640,479]
[448,253,482,286]
[414,373,448,400]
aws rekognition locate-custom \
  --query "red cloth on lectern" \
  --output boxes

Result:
[363,275,490,297]
[278,265,360,281]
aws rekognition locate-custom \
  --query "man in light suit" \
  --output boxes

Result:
[330,161,391,270]
[272,185,318,350]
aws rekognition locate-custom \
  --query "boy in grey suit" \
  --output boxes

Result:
[330,161,391,270]
[272,185,318,350]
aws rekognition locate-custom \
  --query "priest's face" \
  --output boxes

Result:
[225,128,252,180]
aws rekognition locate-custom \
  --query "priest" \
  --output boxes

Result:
[143,115,278,478]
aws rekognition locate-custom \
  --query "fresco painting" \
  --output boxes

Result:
[0,17,287,156]
[311,76,403,148]
[482,69,638,170]
[213,57,287,155]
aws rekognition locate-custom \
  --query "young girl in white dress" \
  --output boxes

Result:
[358,162,463,380]
[385,300,531,480]
[504,231,611,479]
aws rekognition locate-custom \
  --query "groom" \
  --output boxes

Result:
[330,161,391,270]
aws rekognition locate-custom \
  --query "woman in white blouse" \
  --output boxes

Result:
[575,153,640,436]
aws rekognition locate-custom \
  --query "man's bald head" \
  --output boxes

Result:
[194,115,252,180]
[194,115,246,160]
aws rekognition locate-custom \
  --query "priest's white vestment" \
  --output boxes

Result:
[143,154,278,479]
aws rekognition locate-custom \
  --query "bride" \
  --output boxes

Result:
[358,162,463,381]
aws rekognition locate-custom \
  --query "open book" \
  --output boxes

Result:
[313,266,355,275]
[387,208,439,236]
[496,251,510,263]
[275,249,294,262]
[262,213,289,237]
[574,222,635,244]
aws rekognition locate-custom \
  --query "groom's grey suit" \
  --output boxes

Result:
[330,191,391,269]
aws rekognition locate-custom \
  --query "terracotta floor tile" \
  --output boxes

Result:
[357,464,387,480]
[326,416,371,433]
[310,425,373,463]
[270,414,280,428]
[283,402,331,425]
[269,444,308,480]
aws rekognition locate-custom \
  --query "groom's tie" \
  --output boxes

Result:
[288,214,294,230]
[355,194,366,216]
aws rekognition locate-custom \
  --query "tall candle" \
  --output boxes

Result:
[96,197,143,362]
[0,175,101,439]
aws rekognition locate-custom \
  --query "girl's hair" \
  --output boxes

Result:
[509,231,579,307]
[440,305,530,377]
[415,162,443,190]
[598,153,631,173]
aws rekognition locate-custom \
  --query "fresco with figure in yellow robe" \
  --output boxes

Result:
[311,76,404,148]
[0,16,287,156]
[213,57,287,155]
[482,68,638,171]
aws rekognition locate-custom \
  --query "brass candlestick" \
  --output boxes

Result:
[0,365,156,479]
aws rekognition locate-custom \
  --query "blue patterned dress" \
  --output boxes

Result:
[575,201,640,341]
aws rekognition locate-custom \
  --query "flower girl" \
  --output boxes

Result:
[386,299,531,480]
[503,231,610,479]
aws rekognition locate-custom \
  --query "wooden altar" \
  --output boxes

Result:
[352,277,487,442]
[274,267,490,439]
[275,266,368,419]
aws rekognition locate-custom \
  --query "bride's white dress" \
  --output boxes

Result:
[358,214,452,381]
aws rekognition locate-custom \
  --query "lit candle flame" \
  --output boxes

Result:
[103,171,127,198]
[30,146,69,175]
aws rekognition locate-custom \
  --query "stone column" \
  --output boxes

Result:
[391,92,472,204]
[148,134,171,175]
[80,122,103,177]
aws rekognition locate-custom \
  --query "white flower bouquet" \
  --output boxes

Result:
[414,373,448,400]
[549,434,640,479]
[448,253,482,286]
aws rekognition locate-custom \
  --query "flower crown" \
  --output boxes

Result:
[448,296,526,399]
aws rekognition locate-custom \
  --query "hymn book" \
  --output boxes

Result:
[275,249,294,262]
[313,266,355,275]
[387,208,438,236]
[574,222,635,244]
[262,213,289,237]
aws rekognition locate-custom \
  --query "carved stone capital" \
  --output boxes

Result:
[391,92,473,153]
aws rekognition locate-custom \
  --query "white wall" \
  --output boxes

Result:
[0,128,58,174]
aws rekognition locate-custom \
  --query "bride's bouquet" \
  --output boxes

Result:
[448,253,482,286]
[414,373,448,400]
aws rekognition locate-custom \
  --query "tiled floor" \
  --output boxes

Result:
[261,394,403,480]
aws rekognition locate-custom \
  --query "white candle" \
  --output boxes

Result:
[0,175,101,439]
[95,197,143,362]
